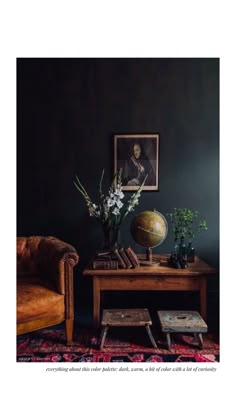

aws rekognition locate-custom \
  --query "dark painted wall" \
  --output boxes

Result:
[17,58,219,329]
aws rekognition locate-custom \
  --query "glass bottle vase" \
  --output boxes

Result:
[172,241,179,257]
[102,224,120,252]
[178,237,187,259]
[187,242,195,262]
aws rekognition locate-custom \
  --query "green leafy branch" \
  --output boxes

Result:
[166,208,208,242]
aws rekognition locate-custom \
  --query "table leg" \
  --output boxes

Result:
[93,276,100,326]
[200,277,207,321]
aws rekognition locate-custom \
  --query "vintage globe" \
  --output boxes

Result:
[130,210,168,249]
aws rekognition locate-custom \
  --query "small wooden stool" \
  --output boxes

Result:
[157,310,208,350]
[100,308,157,350]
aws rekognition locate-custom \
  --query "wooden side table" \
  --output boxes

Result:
[100,308,157,349]
[157,310,208,350]
[83,255,217,326]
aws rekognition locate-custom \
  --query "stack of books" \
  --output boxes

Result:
[92,253,119,269]
[113,246,140,269]
[92,246,140,270]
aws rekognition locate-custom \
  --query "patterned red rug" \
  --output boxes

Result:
[17,327,219,363]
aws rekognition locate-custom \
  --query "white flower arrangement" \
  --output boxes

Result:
[73,169,147,228]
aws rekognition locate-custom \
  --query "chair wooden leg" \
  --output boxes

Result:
[66,319,73,345]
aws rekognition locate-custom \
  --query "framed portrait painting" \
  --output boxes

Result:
[114,134,159,191]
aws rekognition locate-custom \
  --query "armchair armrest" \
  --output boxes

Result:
[37,236,79,295]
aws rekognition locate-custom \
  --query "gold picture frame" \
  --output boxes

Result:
[114,134,159,191]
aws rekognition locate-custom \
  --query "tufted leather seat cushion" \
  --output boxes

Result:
[17,277,65,323]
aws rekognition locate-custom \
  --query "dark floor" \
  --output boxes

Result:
[75,290,219,334]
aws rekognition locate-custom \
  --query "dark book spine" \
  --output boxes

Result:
[96,251,112,257]
[126,246,140,267]
[119,248,133,269]
[92,260,118,270]
[113,248,126,268]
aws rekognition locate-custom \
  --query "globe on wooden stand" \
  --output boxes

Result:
[130,210,168,266]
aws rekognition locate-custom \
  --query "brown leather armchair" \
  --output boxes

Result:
[17,236,79,345]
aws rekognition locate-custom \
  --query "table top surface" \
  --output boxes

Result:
[83,254,217,276]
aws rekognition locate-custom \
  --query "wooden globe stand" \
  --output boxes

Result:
[139,247,161,267]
